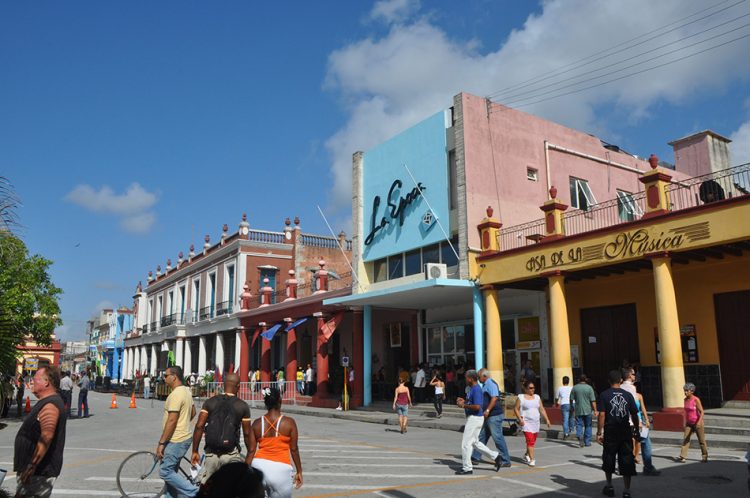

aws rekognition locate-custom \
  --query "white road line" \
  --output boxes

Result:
[86,477,161,483]
[301,449,408,453]
[50,491,122,496]
[304,484,384,490]
[310,455,445,460]
[304,471,480,479]
[540,458,600,469]
[300,444,379,449]
[493,476,589,498]
[317,463,440,468]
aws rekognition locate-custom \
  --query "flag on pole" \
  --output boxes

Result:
[285,317,308,332]
[250,327,262,348]
[321,312,345,342]
[261,323,283,341]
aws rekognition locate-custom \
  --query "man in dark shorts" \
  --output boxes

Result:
[597,369,640,498]
[192,372,254,485]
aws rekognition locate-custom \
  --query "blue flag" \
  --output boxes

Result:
[285,317,308,332]
[261,323,283,341]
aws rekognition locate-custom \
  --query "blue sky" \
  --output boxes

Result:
[2,0,749,341]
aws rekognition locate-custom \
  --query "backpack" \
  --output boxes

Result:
[205,395,242,455]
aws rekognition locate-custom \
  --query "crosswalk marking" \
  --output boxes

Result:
[86,476,161,482]
[304,471,481,479]
[317,463,442,468]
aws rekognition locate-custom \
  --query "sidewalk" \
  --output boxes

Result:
[280,400,749,450]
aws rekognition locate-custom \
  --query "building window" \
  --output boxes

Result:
[527,167,538,181]
[440,236,459,267]
[422,244,440,265]
[373,258,387,283]
[179,285,186,322]
[387,254,404,280]
[226,264,235,310]
[192,280,200,322]
[616,190,641,221]
[569,177,596,210]
[404,249,421,276]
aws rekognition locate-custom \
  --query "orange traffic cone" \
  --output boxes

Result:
[129,393,137,409]
[24,396,31,414]
[110,393,118,409]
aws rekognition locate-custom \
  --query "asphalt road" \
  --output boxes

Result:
[0,390,747,497]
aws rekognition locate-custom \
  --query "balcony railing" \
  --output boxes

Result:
[665,163,750,211]
[497,163,749,252]
[215,301,233,316]
[247,229,286,245]
[148,321,158,333]
[199,305,214,321]
[160,313,185,327]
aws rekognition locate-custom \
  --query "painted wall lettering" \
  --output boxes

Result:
[364,179,426,246]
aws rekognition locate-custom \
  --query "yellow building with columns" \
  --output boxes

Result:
[473,157,750,430]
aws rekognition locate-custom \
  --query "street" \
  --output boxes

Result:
[0,391,747,497]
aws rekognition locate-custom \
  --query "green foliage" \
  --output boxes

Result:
[0,234,63,374]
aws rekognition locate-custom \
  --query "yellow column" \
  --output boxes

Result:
[651,256,685,408]
[484,286,504,389]
[548,274,573,396]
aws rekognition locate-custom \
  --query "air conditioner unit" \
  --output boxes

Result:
[425,263,447,280]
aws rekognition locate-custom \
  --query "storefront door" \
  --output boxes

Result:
[581,303,639,393]
[714,290,750,401]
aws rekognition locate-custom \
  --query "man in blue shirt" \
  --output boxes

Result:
[471,369,511,467]
[456,370,502,475]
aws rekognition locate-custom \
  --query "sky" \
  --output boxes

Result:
[2,0,749,341]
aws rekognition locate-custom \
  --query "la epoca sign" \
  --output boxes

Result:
[364,179,425,246]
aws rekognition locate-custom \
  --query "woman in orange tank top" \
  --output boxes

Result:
[248,387,302,498]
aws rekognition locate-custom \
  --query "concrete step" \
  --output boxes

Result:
[703,415,750,429]
[702,425,750,437]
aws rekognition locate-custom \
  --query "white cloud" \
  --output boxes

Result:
[324,0,750,213]
[730,120,750,165]
[369,0,419,24]
[64,182,158,233]
[94,300,115,313]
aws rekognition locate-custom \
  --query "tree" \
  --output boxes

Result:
[0,177,63,374]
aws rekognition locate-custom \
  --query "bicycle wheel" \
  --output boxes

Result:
[117,451,166,498]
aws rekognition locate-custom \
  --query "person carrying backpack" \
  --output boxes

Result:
[192,373,254,485]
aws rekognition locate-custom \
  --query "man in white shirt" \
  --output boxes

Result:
[555,376,574,439]
[59,371,74,417]
[305,364,313,396]
[414,365,427,404]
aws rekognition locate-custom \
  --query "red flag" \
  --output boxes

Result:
[321,311,345,343]
[228,363,234,374]
[216,369,222,383]
[250,327,262,348]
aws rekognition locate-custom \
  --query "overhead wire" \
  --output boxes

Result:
[498,18,750,107]
[487,0,746,100]
[502,31,750,109]
[494,11,750,104]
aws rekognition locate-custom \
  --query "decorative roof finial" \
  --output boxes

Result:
[649,154,659,170]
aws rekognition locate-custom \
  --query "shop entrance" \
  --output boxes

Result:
[714,290,750,401]
[581,303,639,392]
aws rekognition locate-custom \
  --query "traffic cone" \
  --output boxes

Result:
[24,396,31,414]
[110,393,118,409]
[129,393,137,409]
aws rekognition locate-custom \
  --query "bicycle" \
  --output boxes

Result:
[116,450,199,498]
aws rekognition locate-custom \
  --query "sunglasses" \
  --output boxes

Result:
[527,386,536,390]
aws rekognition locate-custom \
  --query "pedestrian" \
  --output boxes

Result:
[555,375,574,439]
[192,373,254,485]
[393,377,412,434]
[635,391,660,476]
[376,367,386,401]
[143,374,151,400]
[276,370,284,394]
[16,374,25,418]
[514,380,551,467]
[570,374,598,447]
[249,387,303,498]
[677,382,708,463]
[471,369,511,468]
[413,364,426,404]
[296,367,304,395]
[13,366,67,498]
[455,369,503,475]
[77,370,90,418]
[620,367,641,462]
[597,370,640,498]
[250,369,258,395]
[430,372,445,418]
[305,364,313,396]
[156,366,198,498]
[520,360,536,387]
[59,371,73,418]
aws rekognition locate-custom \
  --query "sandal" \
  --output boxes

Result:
[676,456,686,463]
[602,485,615,497]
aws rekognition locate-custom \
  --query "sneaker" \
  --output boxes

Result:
[523,454,531,463]
[335,406,342,411]
[676,456,686,463]
[499,462,511,468]
[602,485,615,497]
[471,459,481,465]
[494,455,502,471]
[528,459,536,467]
[643,468,661,476]
[622,492,631,498]
[562,433,569,440]
[454,469,473,475]
[578,437,584,447]
[701,456,708,463]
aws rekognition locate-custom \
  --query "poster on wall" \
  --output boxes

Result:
[570,345,580,368]
[389,323,402,348]
[680,324,699,363]
[517,317,540,342]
